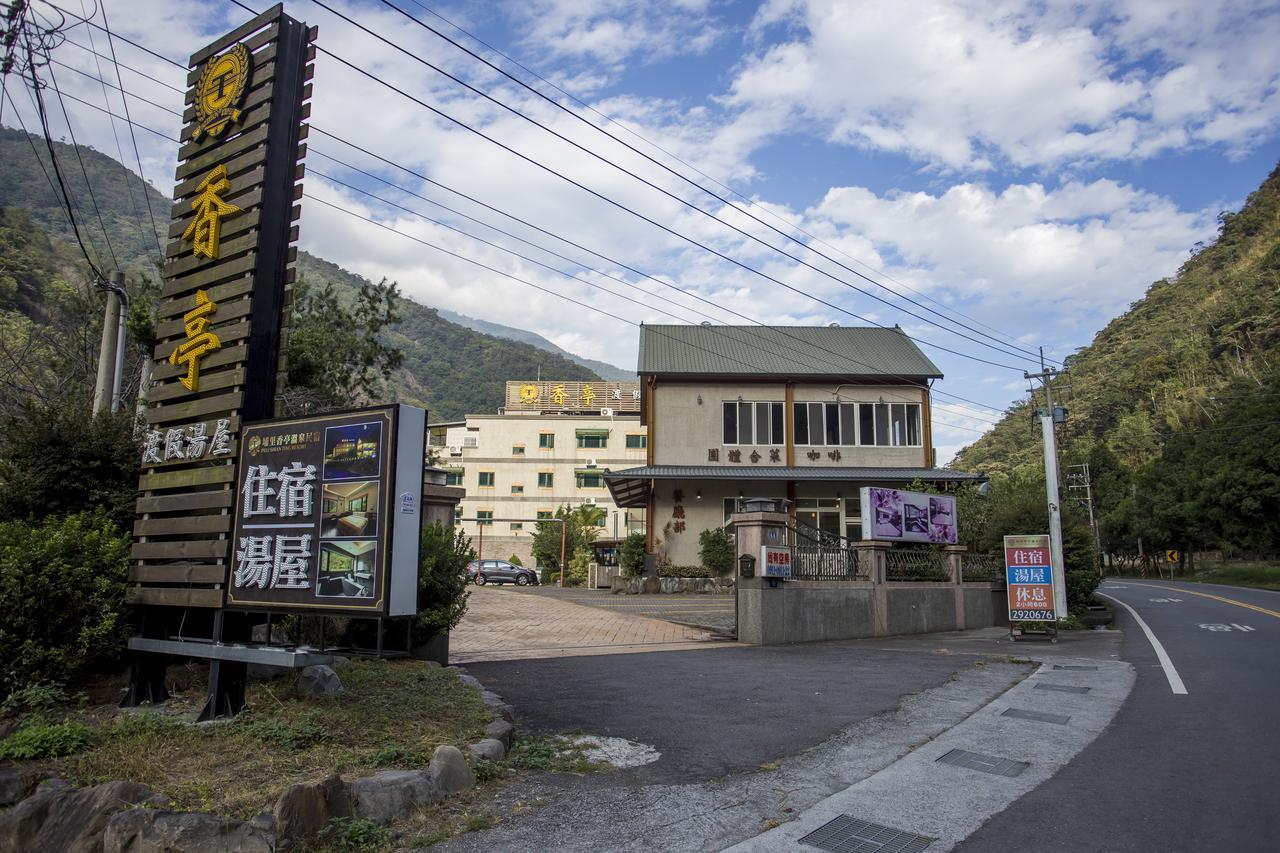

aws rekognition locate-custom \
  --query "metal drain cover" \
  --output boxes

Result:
[1003,707,1070,725]
[936,748,1029,777]
[799,815,934,853]
[1053,665,1098,671]
[1035,683,1091,694]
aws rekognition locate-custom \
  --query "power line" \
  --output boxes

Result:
[99,0,162,255]
[2,86,76,232]
[395,0,1047,362]
[374,0,1049,367]
[295,0,1041,370]
[60,31,183,91]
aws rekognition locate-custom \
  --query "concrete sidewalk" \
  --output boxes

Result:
[450,584,733,664]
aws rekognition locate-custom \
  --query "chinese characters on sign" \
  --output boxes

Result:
[504,381,642,412]
[182,164,243,260]
[1004,534,1057,621]
[227,407,424,614]
[167,289,222,391]
[141,418,234,464]
[761,545,792,578]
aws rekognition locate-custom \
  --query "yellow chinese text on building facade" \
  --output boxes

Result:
[182,164,242,260]
[520,383,539,405]
[169,290,222,391]
[580,384,595,407]
[192,43,251,141]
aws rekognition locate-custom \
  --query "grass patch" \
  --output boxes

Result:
[313,816,391,852]
[507,734,610,775]
[1184,562,1280,591]
[11,660,490,818]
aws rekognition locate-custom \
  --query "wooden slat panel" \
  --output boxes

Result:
[167,196,262,245]
[135,515,231,537]
[128,587,225,608]
[188,23,281,84]
[151,344,247,382]
[175,124,270,182]
[130,564,227,584]
[148,367,245,402]
[182,76,275,127]
[180,65,277,142]
[136,489,235,515]
[162,235,260,285]
[177,97,274,162]
[138,466,236,492]
[172,151,267,212]
[156,281,253,320]
[169,177,263,224]
[162,257,258,300]
[145,392,245,424]
[164,210,262,263]
[131,539,228,560]
[142,441,239,469]
[154,296,254,339]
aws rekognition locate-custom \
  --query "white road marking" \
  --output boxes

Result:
[1097,591,1188,695]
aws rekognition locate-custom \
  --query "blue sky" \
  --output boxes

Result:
[5,0,1279,460]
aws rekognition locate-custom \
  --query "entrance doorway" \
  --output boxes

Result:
[796,498,841,543]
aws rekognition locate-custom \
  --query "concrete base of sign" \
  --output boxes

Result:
[127,637,335,668]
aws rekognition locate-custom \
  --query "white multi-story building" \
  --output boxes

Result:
[432,380,648,566]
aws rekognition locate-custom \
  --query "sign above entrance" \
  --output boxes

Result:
[505,380,640,413]
[859,487,958,545]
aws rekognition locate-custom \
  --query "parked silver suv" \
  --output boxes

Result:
[466,559,539,586]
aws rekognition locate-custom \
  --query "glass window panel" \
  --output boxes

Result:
[809,403,825,446]
[755,403,769,446]
[875,403,889,446]
[907,405,921,445]
[739,402,754,445]
[839,404,855,445]
[825,402,840,445]
[794,403,809,444]
[891,404,906,446]
[859,403,875,446]
[771,403,784,445]
[723,402,737,444]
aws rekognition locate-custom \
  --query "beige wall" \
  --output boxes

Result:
[446,412,647,565]
[651,479,787,567]
[653,380,932,468]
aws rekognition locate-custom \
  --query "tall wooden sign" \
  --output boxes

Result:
[131,5,314,612]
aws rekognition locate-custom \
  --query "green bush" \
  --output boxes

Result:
[698,527,735,576]
[657,564,711,578]
[413,522,473,643]
[507,553,523,566]
[0,511,130,698]
[241,716,329,751]
[0,682,69,716]
[1065,570,1102,617]
[315,816,391,852]
[0,721,95,760]
[566,551,591,587]
[619,532,646,578]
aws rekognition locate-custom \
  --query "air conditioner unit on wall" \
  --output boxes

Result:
[600,407,614,417]
[586,459,598,467]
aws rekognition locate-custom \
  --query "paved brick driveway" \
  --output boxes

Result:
[450,585,735,664]
[515,587,737,634]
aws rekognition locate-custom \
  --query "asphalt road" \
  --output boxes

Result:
[956,580,1280,853]
[513,587,737,634]
[465,640,992,785]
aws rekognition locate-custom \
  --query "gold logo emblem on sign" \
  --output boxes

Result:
[192,43,251,140]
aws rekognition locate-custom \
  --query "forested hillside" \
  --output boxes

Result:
[0,128,600,420]
[953,162,1280,560]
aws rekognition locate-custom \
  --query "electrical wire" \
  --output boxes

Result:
[292,0,1041,370]
[2,85,76,231]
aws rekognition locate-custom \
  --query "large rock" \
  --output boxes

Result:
[274,773,351,847]
[466,739,506,763]
[480,690,516,724]
[350,770,437,824]
[485,719,515,749]
[103,809,273,853]
[428,745,474,796]
[0,779,159,853]
[640,576,661,594]
[0,765,48,807]
[297,664,344,698]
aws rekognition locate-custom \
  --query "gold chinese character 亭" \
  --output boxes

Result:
[182,164,242,260]
[520,383,539,405]
[580,384,595,407]
[168,289,222,391]
[192,43,251,141]
[550,384,566,406]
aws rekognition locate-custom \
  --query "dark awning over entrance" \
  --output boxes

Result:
[604,465,987,508]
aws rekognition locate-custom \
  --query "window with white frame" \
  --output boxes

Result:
[794,401,922,447]
[722,401,785,445]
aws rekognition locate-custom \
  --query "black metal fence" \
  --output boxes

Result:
[961,553,1003,582]
[884,548,951,582]
[790,522,871,581]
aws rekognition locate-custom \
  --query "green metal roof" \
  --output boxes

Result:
[637,325,942,379]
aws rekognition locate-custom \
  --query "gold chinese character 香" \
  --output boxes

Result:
[182,164,242,260]
[168,289,222,391]
[550,384,566,406]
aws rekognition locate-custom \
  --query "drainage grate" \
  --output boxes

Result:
[1035,683,1091,694]
[1053,665,1098,671]
[799,815,934,853]
[936,748,1029,777]
[1002,707,1070,725]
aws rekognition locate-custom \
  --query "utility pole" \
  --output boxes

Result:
[92,272,126,414]
[1026,348,1068,620]
[1067,463,1102,577]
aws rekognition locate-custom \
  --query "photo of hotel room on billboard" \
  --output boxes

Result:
[316,421,385,600]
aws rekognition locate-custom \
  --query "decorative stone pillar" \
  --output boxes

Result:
[945,544,968,629]
[854,540,892,636]
[729,510,789,645]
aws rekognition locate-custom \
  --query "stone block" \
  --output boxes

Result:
[485,719,515,749]
[350,770,437,824]
[0,765,48,807]
[103,809,273,853]
[467,739,506,763]
[274,773,351,847]
[428,745,474,795]
[297,664,344,698]
[0,779,159,853]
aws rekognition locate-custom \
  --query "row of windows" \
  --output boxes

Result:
[721,401,923,447]
[466,471,606,489]
[460,508,610,529]
[511,435,646,454]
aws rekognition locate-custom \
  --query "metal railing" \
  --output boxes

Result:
[961,553,1003,582]
[790,521,871,581]
[884,548,950,582]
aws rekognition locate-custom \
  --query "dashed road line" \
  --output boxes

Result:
[1096,591,1188,695]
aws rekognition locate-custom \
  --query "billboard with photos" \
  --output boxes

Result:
[859,487,959,545]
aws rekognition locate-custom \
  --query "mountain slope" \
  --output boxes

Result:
[953,161,1280,478]
[438,308,634,380]
[0,128,600,420]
